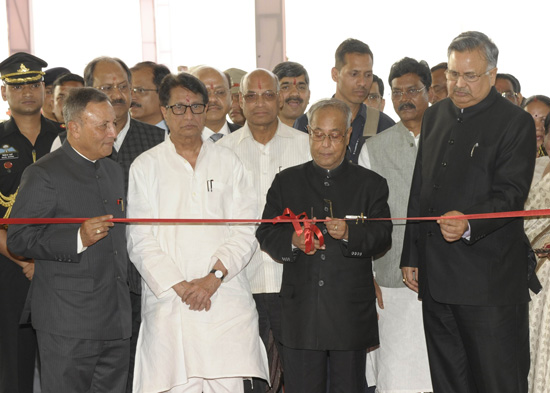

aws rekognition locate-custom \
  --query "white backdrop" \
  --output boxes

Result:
[1,0,549,121]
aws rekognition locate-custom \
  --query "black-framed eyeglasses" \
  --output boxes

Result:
[242,90,278,103]
[132,87,158,95]
[307,126,347,144]
[445,68,494,83]
[97,83,130,94]
[391,86,426,99]
[165,103,206,115]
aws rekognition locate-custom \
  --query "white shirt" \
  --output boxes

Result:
[218,119,311,294]
[113,113,131,152]
[127,139,268,391]
[201,123,230,142]
[72,146,95,254]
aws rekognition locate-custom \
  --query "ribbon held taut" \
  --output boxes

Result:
[2,208,550,226]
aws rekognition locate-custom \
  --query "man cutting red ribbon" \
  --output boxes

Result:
[275,208,324,254]
[256,99,392,393]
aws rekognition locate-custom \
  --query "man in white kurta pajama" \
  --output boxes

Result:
[127,72,269,393]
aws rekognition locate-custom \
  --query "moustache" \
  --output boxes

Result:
[130,102,141,108]
[207,104,221,110]
[286,97,303,104]
[111,98,127,106]
[398,102,416,111]
[453,87,470,94]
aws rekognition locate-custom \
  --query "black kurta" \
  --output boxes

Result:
[401,87,536,306]
[256,159,392,351]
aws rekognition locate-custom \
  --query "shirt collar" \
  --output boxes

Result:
[218,122,230,136]
[200,126,216,142]
[452,87,499,121]
[236,118,294,145]
[312,157,348,178]
[156,119,169,132]
[398,121,420,145]
[3,114,58,137]
[113,113,131,151]
[61,140,98,166]
[71,146,96,162]
[356,103,367,121]
[330,95,367,123]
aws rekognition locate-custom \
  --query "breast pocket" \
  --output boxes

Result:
[467,145,497,197]
[204,181,230,217]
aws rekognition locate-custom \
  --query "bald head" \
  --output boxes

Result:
[193,66,229,89]
[240,69,280,132]
[192,66,231,132]
[241,69,279,94]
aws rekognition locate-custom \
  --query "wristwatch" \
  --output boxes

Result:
[210,269,225,281]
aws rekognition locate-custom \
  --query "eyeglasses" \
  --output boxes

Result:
[391,86,426,99]
[307,127,347,144]
[207,88,228,99]
[97,82,130,94]
[242,90,278,103]
[165,103,206,115]
[500,91,518,100]
[132,87,158,96]
[366,93,382,102]
[445,68,494,83]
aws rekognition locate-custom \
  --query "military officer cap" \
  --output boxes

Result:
[44,67,71,86]
[224,68,247,94]
[0,52,48,85]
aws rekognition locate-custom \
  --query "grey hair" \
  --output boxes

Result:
[447,31,499,70]
[307,98,352,129]
[63,87,110,124]
[240,69,280,93]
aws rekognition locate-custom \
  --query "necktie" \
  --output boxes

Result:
[210,133,223,142]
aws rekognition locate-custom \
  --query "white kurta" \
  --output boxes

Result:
[365,287,432,392]
[217,121,311,294]
[127,139,269,393]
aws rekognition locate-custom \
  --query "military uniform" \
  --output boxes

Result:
[0,116,59,214]
[0,52,57,393]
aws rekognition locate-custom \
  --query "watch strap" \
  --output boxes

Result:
[210,269,225,281]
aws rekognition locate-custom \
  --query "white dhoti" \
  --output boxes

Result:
[366,286,432,392]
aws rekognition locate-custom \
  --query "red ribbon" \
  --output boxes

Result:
[2,209,550,226]
[371,208,550,221]
[274,208,324,253]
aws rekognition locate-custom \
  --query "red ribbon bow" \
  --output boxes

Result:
[275,208,324,253]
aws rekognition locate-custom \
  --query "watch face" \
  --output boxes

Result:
[214,270,223,279]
